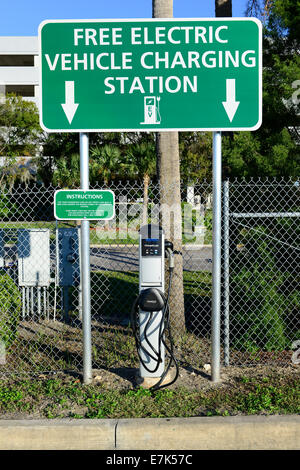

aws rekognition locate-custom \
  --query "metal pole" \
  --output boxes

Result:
[211,131,222,382]
[31,287,34,319]
[78,227,83,322]
[80,132,92,384]
[26,287,29,317]
[230,212,300,218]
[22,287,25,319]
[223,180,230,366]
[37,287,41,319]
[44,287,48,321]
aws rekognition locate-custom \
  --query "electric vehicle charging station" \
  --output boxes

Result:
[131,224,179,390]
[39,17,263,384]
[139,224,165,378]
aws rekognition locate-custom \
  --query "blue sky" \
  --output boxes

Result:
[0,0,249,36]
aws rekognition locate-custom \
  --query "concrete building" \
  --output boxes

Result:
[0,36,38,105]
[0,37,40,176]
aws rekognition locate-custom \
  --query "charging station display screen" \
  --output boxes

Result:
[142,238,162,256]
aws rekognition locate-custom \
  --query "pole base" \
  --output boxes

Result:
[136,372,173,389]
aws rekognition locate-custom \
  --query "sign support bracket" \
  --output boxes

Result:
[80,132,92,384]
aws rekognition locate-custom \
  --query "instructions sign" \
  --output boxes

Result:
[54,190,115,220]
[39,18,262,132]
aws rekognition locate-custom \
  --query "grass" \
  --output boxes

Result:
[0,268,211,377]
[89,270,211,318]
[0,372,298,419]
[1,261,297,420]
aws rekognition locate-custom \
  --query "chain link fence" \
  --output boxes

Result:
[0,178,299,379]
[222,178,300,366]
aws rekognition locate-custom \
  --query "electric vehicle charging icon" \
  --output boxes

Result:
[140,96,161,125]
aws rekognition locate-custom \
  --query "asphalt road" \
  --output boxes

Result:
[1,244,212,273]
[90,245,212,272]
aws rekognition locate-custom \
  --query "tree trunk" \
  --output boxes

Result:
[215,0,232,17]
[153,0,185,334]
[152,0,173,17]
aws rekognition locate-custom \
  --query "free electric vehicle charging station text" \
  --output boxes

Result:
[39,18,262,132]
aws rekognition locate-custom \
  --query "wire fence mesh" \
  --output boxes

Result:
[0,177,299,379]
[223,178,300,367]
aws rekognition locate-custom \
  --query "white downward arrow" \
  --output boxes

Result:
[222,79,240,122]
[61,81,79,124]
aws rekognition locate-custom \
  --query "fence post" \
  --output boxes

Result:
[80,132,93,385]
[223,180,230,366]
[211,131,222,382]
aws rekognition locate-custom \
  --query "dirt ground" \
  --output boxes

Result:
[82,362,299,392]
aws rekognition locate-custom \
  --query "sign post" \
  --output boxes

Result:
[211,131,222,382]
[79,132,92,384]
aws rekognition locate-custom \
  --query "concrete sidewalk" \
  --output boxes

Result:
[0,415,299,450]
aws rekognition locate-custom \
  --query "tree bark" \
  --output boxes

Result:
[152,0,173,17]
[153,0,185,334]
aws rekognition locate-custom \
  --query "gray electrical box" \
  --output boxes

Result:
[56,228,80,287]
[18,229,51,287]
[139,224,165,378]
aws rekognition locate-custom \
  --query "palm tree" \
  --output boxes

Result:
[90,144,121,186]
[123,141,156,225]
[52,153,80,187]
[90,144,121,231]
[153,0,185,333]
[17,159,35,189]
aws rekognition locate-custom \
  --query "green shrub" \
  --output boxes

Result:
[232,266,288,351]
[0,272,22,347]
[0,194,21,220]
[231,225,298,351]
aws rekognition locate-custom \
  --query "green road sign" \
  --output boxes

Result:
[39,18,262,132]
[54,190,115,220]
